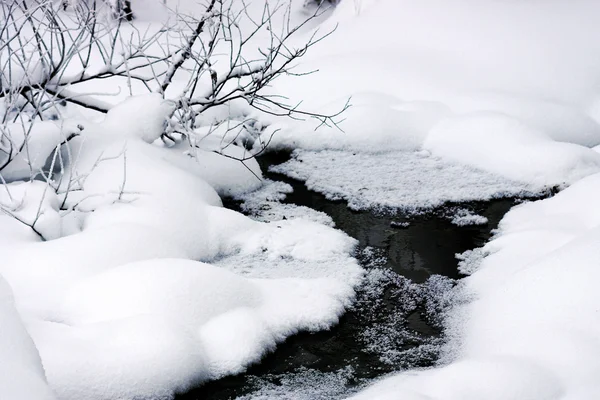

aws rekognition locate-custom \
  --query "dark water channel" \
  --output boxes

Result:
[177,152,522,400]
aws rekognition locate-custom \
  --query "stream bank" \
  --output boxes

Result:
[177,152,530,400]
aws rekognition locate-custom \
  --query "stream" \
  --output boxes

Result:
[177,152,523,400]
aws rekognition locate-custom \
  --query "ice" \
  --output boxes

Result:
[270,149,540,213]
[237,367,356,400]
[232,178,335,226]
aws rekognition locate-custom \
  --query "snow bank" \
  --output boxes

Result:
[0,277,56,400]
[0,121,82,183]
[0,95,362,399]
[264,94,450,153]
[349,172,600,399]
[27,258,358,399]
[102,94,176,144]
[261,0,600,189]
[424,113,600,188]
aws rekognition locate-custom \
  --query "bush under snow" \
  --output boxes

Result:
[0,94,363,400]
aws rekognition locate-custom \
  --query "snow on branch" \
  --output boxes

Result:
[1,0,346,180]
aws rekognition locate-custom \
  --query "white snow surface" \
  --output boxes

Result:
[261,0,600,188]
[349,172,600,399]
[0,95,363,400]
[5,0,600,398]
[448,208,488,227]
[0,277,56,400]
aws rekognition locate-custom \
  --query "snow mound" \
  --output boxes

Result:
[0,276,56,400]
[59,259,261,327]
[260,0,600,189]
[0,121,81,182]
[0,94,363,399]
[29,258,359,400]
[165,136,264,198]
[266,95,450,153]
[350,357,564,400]
[424,113,600,188]
[0,180,63,241]
[350,172,600,399]
[102,94,175,143]
[29,315,207,400]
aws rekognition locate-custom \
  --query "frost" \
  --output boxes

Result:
[455,248,489,276]
[447,208,488,226]
[270,150,541,214]
[233,178,334,226]
[238,367,356,400]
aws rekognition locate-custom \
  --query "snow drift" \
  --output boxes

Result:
[263,0,600,189]
[349,174,600,400]
[0,95,362,400]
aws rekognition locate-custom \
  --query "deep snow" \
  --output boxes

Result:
[0,95,362,400]
[3,0,600,399]
[350,173,600,400]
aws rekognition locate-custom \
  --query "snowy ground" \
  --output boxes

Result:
[0,94,364,400]
[3,0,600,399]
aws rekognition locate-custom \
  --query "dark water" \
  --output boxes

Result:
[177,152,523,400]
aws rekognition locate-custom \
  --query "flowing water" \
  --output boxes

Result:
[177,152,523,400]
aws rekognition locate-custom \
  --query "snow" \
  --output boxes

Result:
[424,113,600,188]
[350,174,600,399]
[351,357,565,400]
[0,94,362,399]
[58,259,262,327]
[447,208,488,227]
[4,0,600,398]
[0,180,63,241]
[0,277,56,400]
[261,0,600,189]
[102,94,176,144]
[0,121,80,183]
[233,178,335,226]
[27,257,358,399]
[264,95,450,153]
[269,149,540,213]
